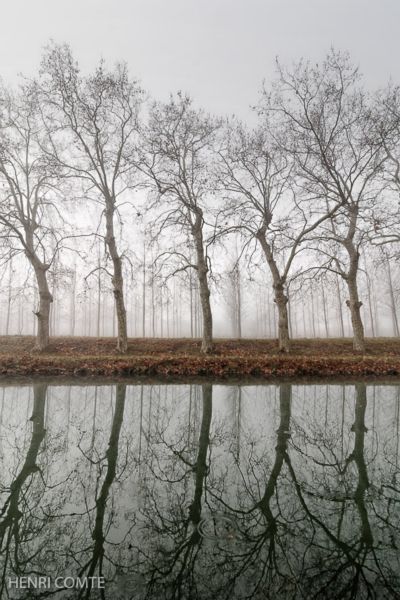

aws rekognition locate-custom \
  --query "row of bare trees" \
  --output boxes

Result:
[0,45,399,352]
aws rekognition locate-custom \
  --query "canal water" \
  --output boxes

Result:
[0,382,399,599]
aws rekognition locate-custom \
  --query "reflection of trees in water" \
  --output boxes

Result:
[0,383,399,599]
[0,383,133,599]
[0,384,47,595]
[72,383,127,599]
[130,384,213,599]
[43,383,132,600]
[288,383,400,598]
[133,383,400,599]
[0,384,50,595]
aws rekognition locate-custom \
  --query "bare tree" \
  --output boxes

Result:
[140,94,220,353]
[370,85,400,250]
[261,50,388,351]
[0,82,64,349]
[218,120,339,351]
[40,43,143,352]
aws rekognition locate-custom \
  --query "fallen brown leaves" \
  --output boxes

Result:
[0,336,399,379]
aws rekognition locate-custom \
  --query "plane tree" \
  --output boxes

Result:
[0,82,65,350]
[260,50,388,351]
[39,43,144,352]
[218,120,339,352]
[139,94,220,353]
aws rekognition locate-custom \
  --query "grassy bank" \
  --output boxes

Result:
[0,336,399,379]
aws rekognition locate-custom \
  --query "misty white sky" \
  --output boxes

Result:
[1,0,399,118]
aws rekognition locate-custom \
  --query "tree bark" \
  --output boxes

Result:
[346,276,365,351]
[105,202,128,353]
[344,245,365,352]
[23,221,53,350]
[256,228,290,352]
[33,266,53,351]
[25,247,52,351]
[274,282,290,352]
[192,212,213,353]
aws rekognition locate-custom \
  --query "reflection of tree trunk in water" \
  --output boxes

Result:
[79,384,126,599]
[234,387,242,463]
[188,385,193,448]
[0,384,47,594]
[257,384,291,528]
[156,383,212,598]
[66,386,71,450]
[188,384,212,530]
[281,385,377,598]
[340,387,345,462]
[162,384,212,594]
[349,383,373,547]
[89,386,98,480]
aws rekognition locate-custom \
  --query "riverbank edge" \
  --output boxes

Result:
[1,353,399,380]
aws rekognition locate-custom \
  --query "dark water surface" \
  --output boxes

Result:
[0,382,399,599]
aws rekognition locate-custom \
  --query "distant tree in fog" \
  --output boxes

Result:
[370,85,400,250]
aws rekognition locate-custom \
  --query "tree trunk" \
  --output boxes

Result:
[26,229,53,350]
[34,267,53,351]
[236,265,242,338]
[346,276,365,351]
[274,282,290,352]
[28,254,53,351]
[5,261,12,336]
[70,267,76,336]
[366,272,376,337]
[336,276,345,337]
[343,207,365,352]
[96,251,101,337]
[256,228,290,352]
[142,241,146,338]
[321,285,330,337]
[105,202,128,353]
[310,289,317,337]
[387,256,400,337]
[192,212,213,353]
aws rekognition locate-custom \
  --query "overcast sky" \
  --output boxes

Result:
[1,0,399,119]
